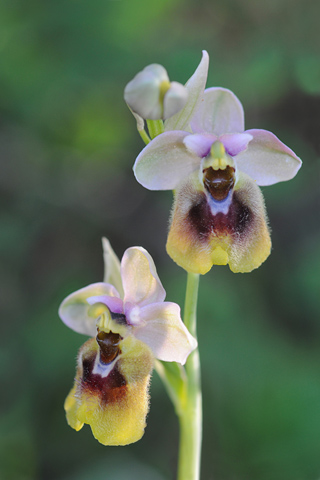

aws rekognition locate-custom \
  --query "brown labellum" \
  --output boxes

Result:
[96,331,122,364]
[203,166,235,201]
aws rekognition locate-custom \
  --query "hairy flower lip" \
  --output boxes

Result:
[166,169,272,274]
[65,336,152,446]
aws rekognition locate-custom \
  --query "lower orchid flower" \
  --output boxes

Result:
[134,87,302,275]
[59,238,197,446]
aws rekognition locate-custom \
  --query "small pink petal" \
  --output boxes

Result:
[183,133,217,157]
[220,133,253,156]
[87,295,124,314]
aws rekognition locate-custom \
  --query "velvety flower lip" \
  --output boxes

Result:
[64,335,153,446]
[166,168,272,274]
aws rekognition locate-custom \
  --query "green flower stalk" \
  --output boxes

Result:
[177,272,201,480]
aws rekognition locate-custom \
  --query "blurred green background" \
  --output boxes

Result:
[1,0,320,479]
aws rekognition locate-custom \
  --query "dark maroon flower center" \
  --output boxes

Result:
[96,331,122,364]
[203,166,235,201]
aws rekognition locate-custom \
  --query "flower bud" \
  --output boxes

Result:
[124,64,188,120]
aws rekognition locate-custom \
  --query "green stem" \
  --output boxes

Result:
[146,119,164,139]
[138,129,151,145]
[138,128,151,145]
[177,272,202,480]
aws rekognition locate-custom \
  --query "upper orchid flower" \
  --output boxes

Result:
[133,56,302,275]
[59,238,196,446]
[124,63,188,120]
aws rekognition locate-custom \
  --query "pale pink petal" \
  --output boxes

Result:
[235,129,302,186]
[124,70,161,119]
[191,87,245,135]
[133,302,197,364]
[121,247,166,307]
[102,237,124,298]
[164,50,209,132]
[124,64,169,120]
[59,283,120,336]
[133,131,199,190]
[220,133,253,156]
[183,133,217,157]
[87,295,124,314]
[143,64,169,82]
[163,81,188,119]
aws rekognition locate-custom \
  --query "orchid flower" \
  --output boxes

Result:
[59,238,196,446]
[133,53,302,275]
[124,64,188,120]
